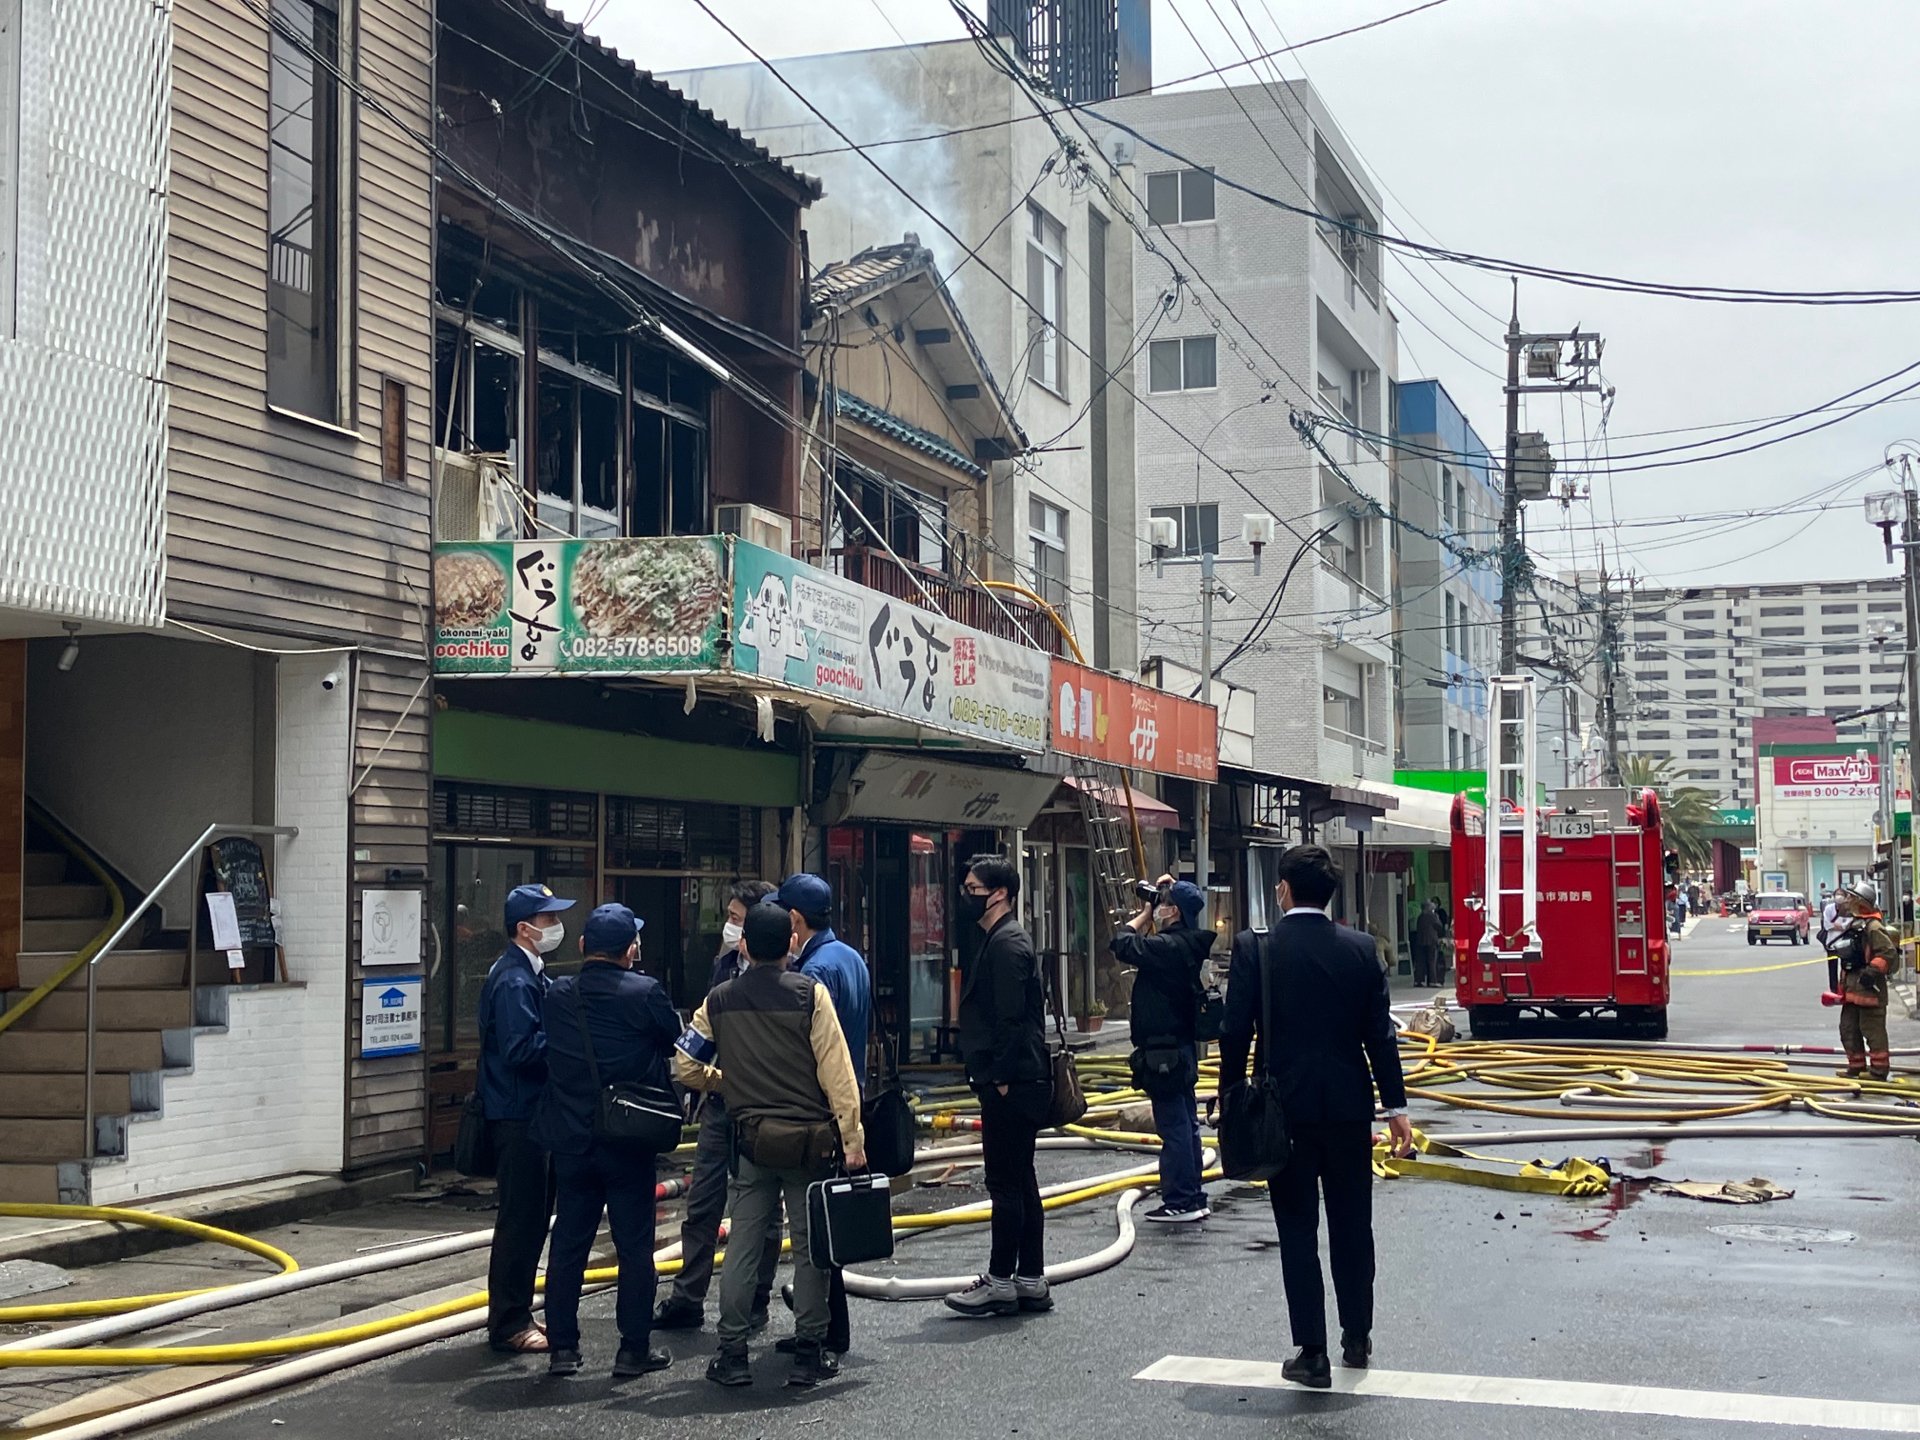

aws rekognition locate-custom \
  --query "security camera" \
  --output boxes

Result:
[321,670,340,691]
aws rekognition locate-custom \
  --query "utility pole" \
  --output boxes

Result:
[1497,288,1605,674]
[1903,476,1919,947]
[1596,560,1623,786]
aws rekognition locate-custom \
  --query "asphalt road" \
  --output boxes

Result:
[163,918,1920,1440]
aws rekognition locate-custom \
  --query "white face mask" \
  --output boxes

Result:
[1155,906,1180,927]
[721,920,745,949]
[534,921,565,955]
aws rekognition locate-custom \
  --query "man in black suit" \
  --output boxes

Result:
[1219,844,1414,1389]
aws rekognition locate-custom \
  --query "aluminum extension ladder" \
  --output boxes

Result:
[1065,754,1148,936]
[1480,675,1543,963]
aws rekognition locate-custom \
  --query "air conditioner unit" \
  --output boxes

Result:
[434,449,512,541]
[716,502,793,555]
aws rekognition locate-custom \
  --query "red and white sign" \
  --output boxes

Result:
[1771,753,1880,800]
[1050,660,1218,781]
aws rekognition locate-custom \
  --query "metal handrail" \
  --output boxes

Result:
[3,804,128,1038]
[83,823,299,1161]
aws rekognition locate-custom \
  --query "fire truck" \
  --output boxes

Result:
[1449,677,1672,1039]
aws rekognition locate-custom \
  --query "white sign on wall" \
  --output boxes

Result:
[360,976,423,1059]
[360,889,422,967]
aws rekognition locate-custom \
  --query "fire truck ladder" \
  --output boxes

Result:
[1481,675,1543,964]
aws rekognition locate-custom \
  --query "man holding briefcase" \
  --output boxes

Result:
[1219,845,1413,1390]
[675,902,866,1390]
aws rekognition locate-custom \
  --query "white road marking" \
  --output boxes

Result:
[1134,1356,1920,1434]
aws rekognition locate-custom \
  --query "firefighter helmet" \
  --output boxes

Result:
[1840,878,1881,912]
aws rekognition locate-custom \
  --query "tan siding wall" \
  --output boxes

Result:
[171,0,435,1173]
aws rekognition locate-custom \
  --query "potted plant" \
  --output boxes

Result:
[1078,998,1108,1034]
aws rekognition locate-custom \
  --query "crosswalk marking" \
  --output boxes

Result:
[1134,1356,1920,1434]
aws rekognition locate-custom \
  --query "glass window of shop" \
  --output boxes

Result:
[430,782,759,1051]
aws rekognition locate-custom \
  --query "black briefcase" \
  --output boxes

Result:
[806,1173,895,1269]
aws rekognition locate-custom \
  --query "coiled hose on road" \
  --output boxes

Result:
[0,1030,1913,1399]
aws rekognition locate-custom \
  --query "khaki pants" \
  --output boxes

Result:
[1838,1002,1889,1069]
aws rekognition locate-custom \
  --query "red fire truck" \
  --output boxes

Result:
[1449,782,1673,1040]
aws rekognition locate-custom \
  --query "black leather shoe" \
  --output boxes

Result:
[653,1297,704,1331]
[1281,1348,1332,1389]
[612,1345,671,1379]
[705,1346,752,1388]
[786,1340,840,1388]
[1340,1331,1371,1369]
[547,1347,583,1378]
[780,1282,795,1312]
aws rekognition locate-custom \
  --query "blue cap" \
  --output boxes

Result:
[1167,881,1206,923]
[504,884,575,929]
[776,873,833,917]
[580,902,641,956]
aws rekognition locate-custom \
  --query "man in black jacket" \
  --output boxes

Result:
[655,879,782,1333]
[1220,845,1414,1389]
[533,904,683,1380]
[946,855,1054,1319]
[1111,875,1214,1223]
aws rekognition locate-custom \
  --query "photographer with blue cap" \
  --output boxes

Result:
[1111,874,1215,1223]
[478,882,574,1355]
[534,903,683,1380]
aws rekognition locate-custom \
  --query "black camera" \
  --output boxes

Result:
[1134,879,1172,905]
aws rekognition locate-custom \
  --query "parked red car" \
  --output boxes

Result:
[1747,892,1809,946]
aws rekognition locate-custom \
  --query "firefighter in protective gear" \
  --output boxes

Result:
[1828,880,1896,1080]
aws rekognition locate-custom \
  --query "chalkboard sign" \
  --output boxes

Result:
[201,837,281,982]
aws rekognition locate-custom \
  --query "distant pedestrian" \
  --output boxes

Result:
[778,873,874,1358]
[676,903,866,1390]
[477,883,574,1355]
[1110,876,1213,1223]
[535,904,682,1379]
[1221,845,1413,1389]
[1413,900,1442,987]
[946,856,1054,1318]
[655,880,784,1335]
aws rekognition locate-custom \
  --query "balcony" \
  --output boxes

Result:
[827,545,1069,658]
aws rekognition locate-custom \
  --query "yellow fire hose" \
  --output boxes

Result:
[2,1030,1913,1370]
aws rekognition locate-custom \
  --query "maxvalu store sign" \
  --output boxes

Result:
[431,537,1107,757]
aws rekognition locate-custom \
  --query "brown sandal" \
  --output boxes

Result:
[491,1326,549,1354]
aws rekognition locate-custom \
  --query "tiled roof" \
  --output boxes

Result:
[835,390,986,480]
[810,242,928,311]
[509,0,822,201]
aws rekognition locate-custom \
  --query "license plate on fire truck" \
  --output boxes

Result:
[1545,815,1596,839]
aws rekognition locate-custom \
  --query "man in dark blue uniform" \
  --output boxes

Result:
[535,904,683,1379]
[477,882,574,1354]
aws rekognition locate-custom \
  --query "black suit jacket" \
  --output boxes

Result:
[1218,912,1407,1124]
[957,914,1049,1088]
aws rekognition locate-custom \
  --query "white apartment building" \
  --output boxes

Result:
[1624,578,1908,810]
[669,42,1139,675]
[1093,79,1398,790]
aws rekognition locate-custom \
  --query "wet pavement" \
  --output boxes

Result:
[32,916,1920,1437]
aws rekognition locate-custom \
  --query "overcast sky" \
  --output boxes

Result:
[560,0,1920,590]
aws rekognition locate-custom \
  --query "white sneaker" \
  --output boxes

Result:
[1144,1202,1211,1224]
[943,1274,1019,1317]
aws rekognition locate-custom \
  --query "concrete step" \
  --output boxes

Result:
[22,918,108,953]
[17,951,188,990]
[0,1163,66,1204]
[0,1030,164,1073]
[3,988,191,1031]
[23,883,108,920]
[23,852,68,887]
[0,1118,88,1160]
[0,1072,135,1118]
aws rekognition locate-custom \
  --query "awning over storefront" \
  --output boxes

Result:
[1061,774,1181,830]
[840,752,1060,828]
[1365,782,1456,847]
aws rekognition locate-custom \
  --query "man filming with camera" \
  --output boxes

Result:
[1111,875,1215,1224]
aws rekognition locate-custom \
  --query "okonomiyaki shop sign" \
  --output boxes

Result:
[432,538,726,674]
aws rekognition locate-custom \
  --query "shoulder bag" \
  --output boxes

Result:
[1042,952,1087,1130]
[861,1035,919,1177]
[452,1089,495,1177]
[1216,932,1292,1180]
[570,985,684,1152]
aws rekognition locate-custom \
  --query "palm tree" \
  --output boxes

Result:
[1618,754,1716,870]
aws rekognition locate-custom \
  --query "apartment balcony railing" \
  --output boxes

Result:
[827,545,1068,658]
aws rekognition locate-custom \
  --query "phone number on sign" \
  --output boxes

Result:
[949,695,1045,743]
[560,635,706,660]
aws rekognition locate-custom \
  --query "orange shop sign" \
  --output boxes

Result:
[1051,660,1219,781]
